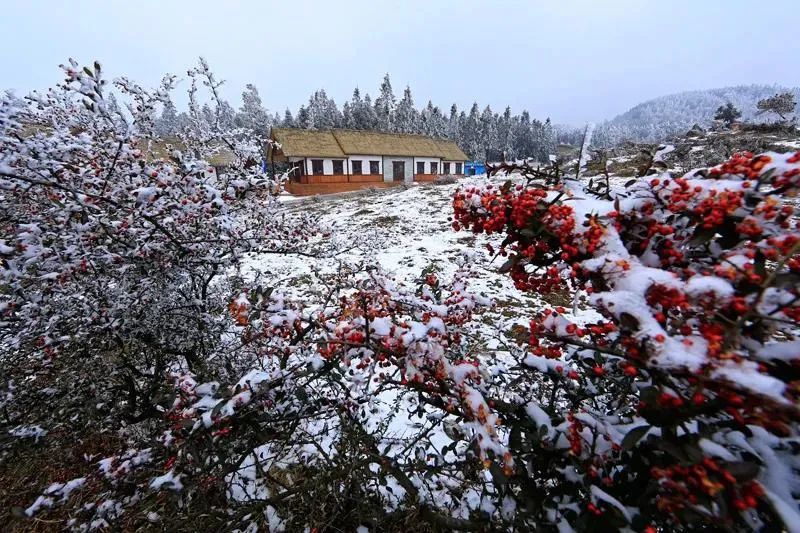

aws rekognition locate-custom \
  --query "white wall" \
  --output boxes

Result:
[347,155,383,175]
[382,156,413,183]
[292,155,460,176]
[303,157,347,175]
[441,161,465,174]
[412,157,441,174]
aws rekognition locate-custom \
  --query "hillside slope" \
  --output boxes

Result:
[595,85,800,145]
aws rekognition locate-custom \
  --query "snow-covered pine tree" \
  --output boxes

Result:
[497,106,515,161]
[512,110,533,160]
[447,103,460,142]
[463,103,482,160]
[394,85,419,134]
[429,104,447,138]
[155,97,179,137]
[236,83,271,133]
[342,101,354,129]
[296,105,310,128]
[480,105,498,161]
[374,73,396,132]
[283,109,295,127]
[217,99,237,132]
[305,89,342,130]
[356,93,379,130]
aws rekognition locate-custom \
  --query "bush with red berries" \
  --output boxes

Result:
[3,58,800,531]
[449,153,800,530]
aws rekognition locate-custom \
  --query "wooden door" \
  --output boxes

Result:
[392,161,405,182]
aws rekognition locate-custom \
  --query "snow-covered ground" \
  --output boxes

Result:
[249,179,556,318]
[232,177,601,513]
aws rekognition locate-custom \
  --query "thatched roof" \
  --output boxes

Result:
[269,128,467,161]
[148,137,238,167]
[431,138,469,161]
[271,129,345,158]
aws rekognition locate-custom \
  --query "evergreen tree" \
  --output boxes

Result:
[296,106,310,129]
[342,101,355,129]
[497,106,515,161]
[394,85,419,134]
[447,104,460,143]
[237,84,271,132]
[283,109,295,128]
[421,101,447,138]
[305,89,342,130]
[429,105,447,138]
[480,105,498,161]
[155,98,179,137]
[714,102,742,126]
[512,110,534,160]
[217,100,237,131]
[201,103,215,129]
[463,103,482,160]
[355,93,379,130]
[374,74,396,132]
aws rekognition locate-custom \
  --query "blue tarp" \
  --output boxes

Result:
[464,161,486,176]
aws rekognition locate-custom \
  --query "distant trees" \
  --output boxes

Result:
[757,91,796,121]
[280,73,557,162]
[714,102,742,126]
[150,72,557,162]
[593,85,800,146]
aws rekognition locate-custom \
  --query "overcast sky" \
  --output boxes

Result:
[1,0,797,125]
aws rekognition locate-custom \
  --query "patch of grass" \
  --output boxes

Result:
[373,215,400,227]
[0,429,128,532]
[353,208,374,216]
[539,287,583,309]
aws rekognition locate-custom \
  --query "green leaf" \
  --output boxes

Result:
[621,425,650,451]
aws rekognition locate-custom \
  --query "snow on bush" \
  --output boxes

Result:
[2,58,799,531]
[451,153,800,530]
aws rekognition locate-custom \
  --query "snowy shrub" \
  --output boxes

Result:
[433,174,458,185]
[450,153,800,530]
[3,59,800,532]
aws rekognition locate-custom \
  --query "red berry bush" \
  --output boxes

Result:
[2,59,799,531]
[450,153,800,530]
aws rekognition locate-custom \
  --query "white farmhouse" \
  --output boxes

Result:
[268,128,468,195]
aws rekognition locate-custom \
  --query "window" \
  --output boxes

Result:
[311,159,324,175]
[444,162,451,174]
[352,160,362,175]
[369,160,380,174]
[332,160,344,174]
[416,162,425,175]
[455,162,463,175]
[430,162,438,174]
